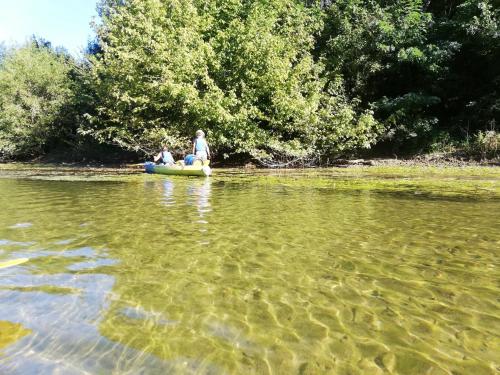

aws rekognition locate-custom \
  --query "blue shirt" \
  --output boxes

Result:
[195,137,207,152]
[161,151,174,164]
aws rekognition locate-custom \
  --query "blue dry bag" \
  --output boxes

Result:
[144,162,155,173]
[184,154,196,166]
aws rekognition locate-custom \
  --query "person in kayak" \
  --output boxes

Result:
[192,130,211,161]
[154,144,175,165]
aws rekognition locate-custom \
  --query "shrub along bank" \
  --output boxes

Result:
[0,1,498,165]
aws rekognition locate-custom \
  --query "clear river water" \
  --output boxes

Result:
[0,167,499,374]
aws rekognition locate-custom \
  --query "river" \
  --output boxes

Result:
[0,167,499,374]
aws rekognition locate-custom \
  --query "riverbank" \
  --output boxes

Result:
[328,154,500,168]
[3,149,500,170]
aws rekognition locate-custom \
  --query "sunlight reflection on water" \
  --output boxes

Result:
[0,175,498,374]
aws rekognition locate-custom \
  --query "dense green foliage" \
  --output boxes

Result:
[320,0,499,153]
[84,0,380,162]
[0,43,76,157]
[0,0,498,162]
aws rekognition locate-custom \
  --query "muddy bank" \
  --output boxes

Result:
[1,150,499,171]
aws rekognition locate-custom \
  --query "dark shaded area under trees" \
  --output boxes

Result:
[0,0,498,165]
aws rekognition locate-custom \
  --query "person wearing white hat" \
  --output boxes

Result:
[192,129,211,162]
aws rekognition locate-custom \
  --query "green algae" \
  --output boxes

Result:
[1,163,499,198]
[214,167,500,199]
[0,321,31,352]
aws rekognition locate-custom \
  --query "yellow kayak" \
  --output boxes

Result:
[144,161,212,177]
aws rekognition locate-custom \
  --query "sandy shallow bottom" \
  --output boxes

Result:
[0,167,499,374]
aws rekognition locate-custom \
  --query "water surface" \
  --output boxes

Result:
[0,170,499,374]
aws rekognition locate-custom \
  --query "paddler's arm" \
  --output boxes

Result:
[153,151,162,162]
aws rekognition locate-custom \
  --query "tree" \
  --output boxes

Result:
[84,0,380,163]
[433,0,500,137]
[319,0,452,152]
[0,43,6,63]
[318,0,499,153]
[0,43,75,158]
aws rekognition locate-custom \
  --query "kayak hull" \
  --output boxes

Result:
[144,162,211,177]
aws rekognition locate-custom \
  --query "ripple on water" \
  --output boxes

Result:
[8,223,33,229]
[0,177,499,374]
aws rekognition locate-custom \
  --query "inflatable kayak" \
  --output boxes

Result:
[144,162,211,177]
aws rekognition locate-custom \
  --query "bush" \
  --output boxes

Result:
[473,129,499,158]
[83,0,381,163]
[0,43,75,158]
